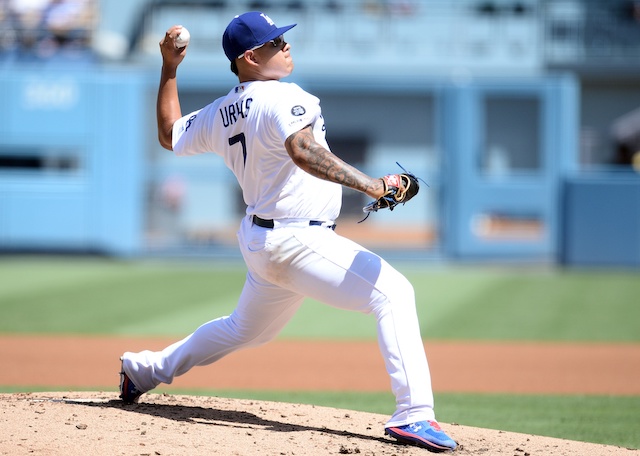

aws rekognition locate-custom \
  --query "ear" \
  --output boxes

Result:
[236,51,260,76]
[238,51,258,64]
[246,50,259,64]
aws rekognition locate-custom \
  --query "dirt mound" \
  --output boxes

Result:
[1,392,635,456]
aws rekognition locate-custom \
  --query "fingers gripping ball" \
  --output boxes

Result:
[175,27,190,49]
[364,172,420,213]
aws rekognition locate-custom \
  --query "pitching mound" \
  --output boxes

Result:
[1,392,635,455]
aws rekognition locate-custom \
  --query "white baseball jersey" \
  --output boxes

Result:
[172,80,341,222]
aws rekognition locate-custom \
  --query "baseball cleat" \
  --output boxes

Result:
[119,357,144,404]
[385,420,457,452]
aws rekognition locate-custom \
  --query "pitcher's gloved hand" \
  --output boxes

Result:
[363,172,420,213]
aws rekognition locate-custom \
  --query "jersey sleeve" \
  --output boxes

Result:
[172,98,223,156]
[271,84,321,142]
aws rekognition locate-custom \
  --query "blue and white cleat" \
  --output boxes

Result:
[385,420,457,452]
[119,357,144,404]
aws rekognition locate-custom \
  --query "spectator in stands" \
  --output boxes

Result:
[0,0,19,56]
[38,0,95,59]
[1,0,95,61]
[6,0,49,59]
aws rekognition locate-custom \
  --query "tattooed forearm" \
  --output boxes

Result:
[286,127,383,198]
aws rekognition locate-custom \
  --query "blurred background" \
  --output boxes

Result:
[1,0,639,267]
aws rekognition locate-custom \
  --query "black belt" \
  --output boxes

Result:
[252,215,336,230]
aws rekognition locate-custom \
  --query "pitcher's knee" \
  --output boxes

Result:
[384,273,415,303]
[225,317,279,348]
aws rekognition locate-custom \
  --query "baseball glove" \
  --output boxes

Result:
[362,166,421,215]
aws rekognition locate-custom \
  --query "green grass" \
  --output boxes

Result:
[0,257,242,335]
[438,393,640,450]
[407,266,640,342]
[1,257,639,341]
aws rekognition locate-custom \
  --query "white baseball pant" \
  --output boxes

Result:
[122,214,436,427]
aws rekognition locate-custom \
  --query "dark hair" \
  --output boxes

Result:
[230,59,239,75]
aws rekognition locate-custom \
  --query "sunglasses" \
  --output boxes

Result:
[237,35,286,59]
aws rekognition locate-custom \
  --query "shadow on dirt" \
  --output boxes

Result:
[67,398,393,446]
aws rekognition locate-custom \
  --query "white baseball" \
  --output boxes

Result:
[175,27,190,49]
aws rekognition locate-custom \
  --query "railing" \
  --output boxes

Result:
[543,0,640,67]
[125,0,543,74]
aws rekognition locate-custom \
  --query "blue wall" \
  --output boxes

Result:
[1,65,637,267]
[0,66,148,255]
[562,173,640,267]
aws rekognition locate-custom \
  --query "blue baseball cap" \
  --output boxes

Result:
[222,11,296,61]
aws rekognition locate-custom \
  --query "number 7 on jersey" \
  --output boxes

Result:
[229,133,247,165]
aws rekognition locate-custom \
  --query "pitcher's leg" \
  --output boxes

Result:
[281,228,436,426]
[373,272,435,427]
[122,270,304,393]
[322,257,435,426]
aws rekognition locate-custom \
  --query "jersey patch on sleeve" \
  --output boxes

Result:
[291,105,306,116]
